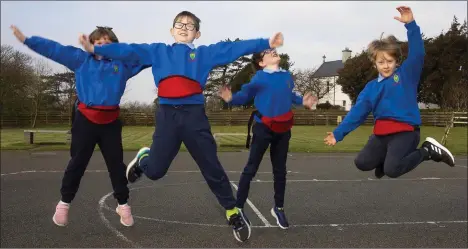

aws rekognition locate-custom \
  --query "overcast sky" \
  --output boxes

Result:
[2,1,466,104]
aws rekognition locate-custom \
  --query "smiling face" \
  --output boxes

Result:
[367,34,401,79]
[170,15,200,43]
[375,51,397,78]
[258,48,281,68]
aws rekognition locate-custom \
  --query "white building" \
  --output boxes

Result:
[312,48,353,111]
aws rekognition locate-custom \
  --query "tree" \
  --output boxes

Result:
[335,50,377,104]
[0,45,36,117]
[203,38,253,110]
[44,71,76,123]
[420,16,468,109]
[292,68,330,100]
[25,58,53,127]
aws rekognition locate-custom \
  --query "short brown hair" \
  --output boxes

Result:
[251,52,264,71]
[367,34,402,63]
[173,11,201,31]
[89,26,119,44]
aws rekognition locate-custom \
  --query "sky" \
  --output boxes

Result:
[1,1,467,104]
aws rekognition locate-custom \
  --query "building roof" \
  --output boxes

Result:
[312,60,344,78]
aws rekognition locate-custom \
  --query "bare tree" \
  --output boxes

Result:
[25,58,53,127]
[292,68,330,100]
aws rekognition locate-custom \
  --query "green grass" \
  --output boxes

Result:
[1,125,466,154]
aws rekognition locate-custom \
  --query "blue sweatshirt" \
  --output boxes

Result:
[93,39,271,105]
[333,20,425,142]
[24,36,149,107]
[229,68,303,123]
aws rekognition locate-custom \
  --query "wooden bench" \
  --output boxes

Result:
[23,130,71,144]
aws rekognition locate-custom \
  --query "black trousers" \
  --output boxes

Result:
[236,122,291,208]
[354,130,429,178]
[60,111,129,204]
[139,105,237,209]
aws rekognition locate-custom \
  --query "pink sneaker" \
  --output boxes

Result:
[53,202,70,226]
[116,204,134,226]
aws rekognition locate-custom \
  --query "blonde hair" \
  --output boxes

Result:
[367,33,401,63]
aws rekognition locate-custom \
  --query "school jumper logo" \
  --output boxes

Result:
[113,65,119,73]
[393,74,400,84]
[189,51,196,60]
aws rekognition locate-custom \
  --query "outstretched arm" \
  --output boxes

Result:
[219,74,261,105]
[332,85,372,143]
[125,62,152,78]
[395,6,425,84]
[291,91,304,106]
[12,26,86,71]
[79,34,162,65]
[206,32,283,68]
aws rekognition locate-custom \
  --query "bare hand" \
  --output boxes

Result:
[394,6,414,24]
[269,32,283,48]
[10,25,26,43]
[79,34,94,53]
[218,85,232,102]
[303,92,318,109]
[324,132,337,146]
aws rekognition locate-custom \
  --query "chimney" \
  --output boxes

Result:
[322,55,326,62]
[342,47,352,63]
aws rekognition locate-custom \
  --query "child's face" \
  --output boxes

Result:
[93,35,112,46]
[259,49,281,68]
[374,51,397,78]
[170,16,200,44]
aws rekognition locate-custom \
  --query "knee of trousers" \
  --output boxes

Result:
[383,165,402,178]
[273,170,287,180]
[144,164,169,181]
[354,156,376,171]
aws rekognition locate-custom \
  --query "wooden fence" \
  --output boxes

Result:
[2,110,466,128]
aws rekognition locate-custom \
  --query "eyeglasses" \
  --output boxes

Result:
[173,22,196,31]
[261,48,276,58]
[96,26,113,30]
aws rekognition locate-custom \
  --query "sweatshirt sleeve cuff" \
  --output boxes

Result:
[260,38,271,49]
[404,20,417,30]
[23,36,34,46]
[333,130,344,142]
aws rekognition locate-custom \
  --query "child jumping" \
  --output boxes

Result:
[323,6,455,179]
[219,49,317,229]
[78,11,283,242]
[11,25,150,227]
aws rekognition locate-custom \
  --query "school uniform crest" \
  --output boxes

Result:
[393,73,400,84]
[189,51,196,60]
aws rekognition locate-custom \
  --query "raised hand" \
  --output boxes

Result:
[269,32,284,48]
[394,6,414,24]
[10,25,26,43]
[324,132,337,146]
[218,85,233,102]
[79,34,94,53]
[303,92,318,109]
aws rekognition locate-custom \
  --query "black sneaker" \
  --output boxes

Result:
[271,207,289,229]
[421,137,455,167]
[228,213,251,242]
[238,208,251,226]
[374,165,385,179]
[126,147,149,183]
